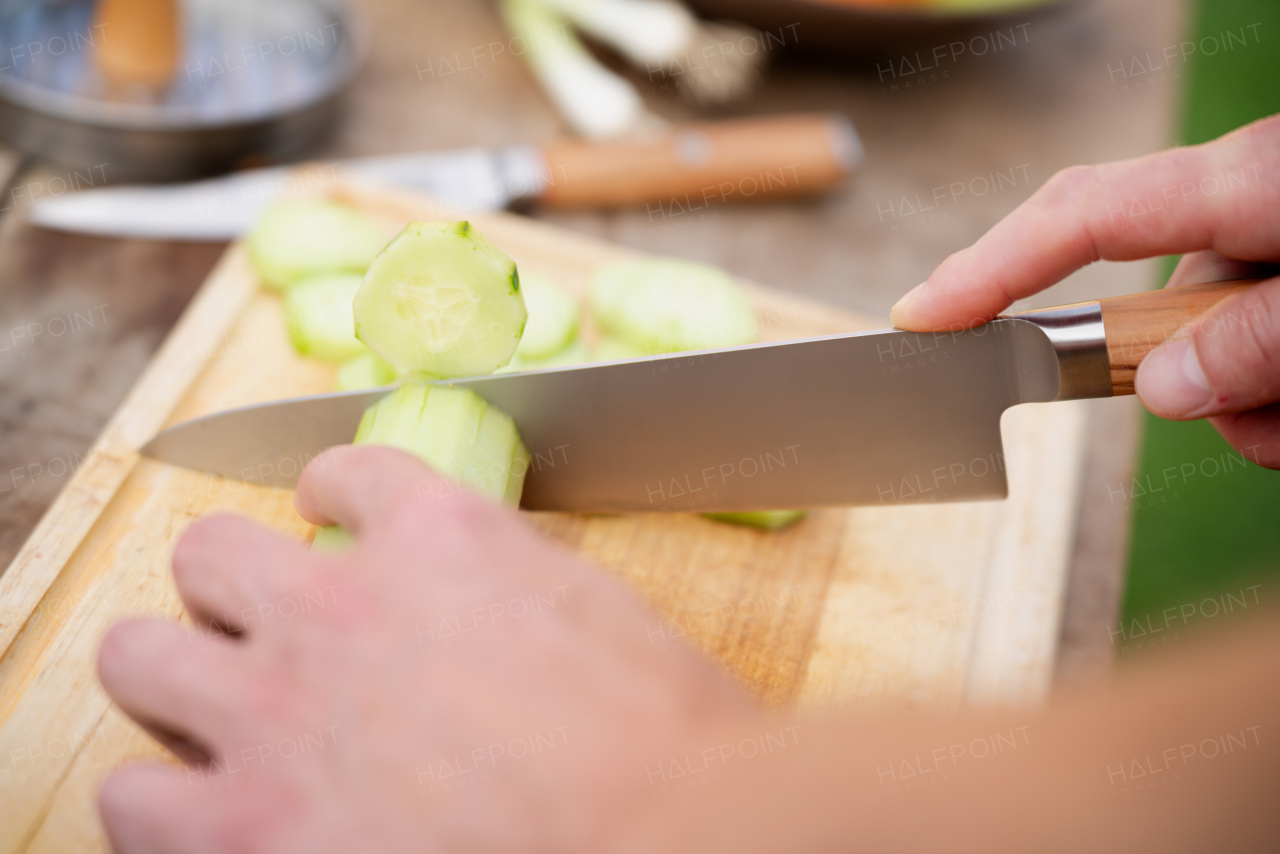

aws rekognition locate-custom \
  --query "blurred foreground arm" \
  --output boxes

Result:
[97,448,1280,853]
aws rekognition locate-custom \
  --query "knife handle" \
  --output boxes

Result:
[535,113,860,209]
[93,0,181,91]
[1098,278,1262,395]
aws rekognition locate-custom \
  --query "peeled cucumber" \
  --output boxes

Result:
[592,336,646,362]
[335,352,398,391]
[514,271,580,361]
[283,273,367,362]
[354,221,527,378]
[703,510,807,531]
[312,526,355,551]
[590,258,757,355]
[313,383,529,549]
[500,339,589,373]
[248,199,387,290]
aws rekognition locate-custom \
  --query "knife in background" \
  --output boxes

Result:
[25,113,860,241]
[139,280,1255,512]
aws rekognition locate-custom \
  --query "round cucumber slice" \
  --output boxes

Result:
[500,339,589,373]
[514,271,580,361]
[592,336,646,362]
[284,273,368,362]
[335,352,398,391]
[590,258,758,354]
[248,199,387,291]
[354,221,527,378]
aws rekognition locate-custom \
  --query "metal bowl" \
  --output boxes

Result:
[0,0,367,181]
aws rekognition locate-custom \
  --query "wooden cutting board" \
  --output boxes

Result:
[0,180,1086,853]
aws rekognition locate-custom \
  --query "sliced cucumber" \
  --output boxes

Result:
[592,336,646,362]
[590,258,757,355]
[354,221,527,378]
[514,271,580,361]
[335,352,398,391]
[703,510,807,531]
[248,199,387,291]
[312,526,355,551]
[283,273,367,362]
[471,402,527,498]
[499,339,589,373]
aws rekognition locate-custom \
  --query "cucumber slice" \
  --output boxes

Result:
[335,352,398,391]
[592,336,646,362]
[353,221,527,378]
[590,258,757,354]
[248,199,387,291]
[499,339,589,373]
[283,273,367,362]
[514,271,580,361]
[703,510,807,531]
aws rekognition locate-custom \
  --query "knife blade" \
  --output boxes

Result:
[140,279,1261,511]
[140,308,1090,512]
[26,113,861,240]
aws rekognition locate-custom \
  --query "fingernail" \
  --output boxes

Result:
[1137,337,1212,415]
[890,283,926,327]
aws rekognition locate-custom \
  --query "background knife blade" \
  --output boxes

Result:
[140,319,1062,511]
[24,147,529,240]
[25,113,860,240]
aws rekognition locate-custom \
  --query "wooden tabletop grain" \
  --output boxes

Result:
[0,0,1184,689]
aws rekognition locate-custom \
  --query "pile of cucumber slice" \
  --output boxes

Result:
[248,198,806,533]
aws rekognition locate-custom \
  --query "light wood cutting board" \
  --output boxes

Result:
[0,181,1087,853]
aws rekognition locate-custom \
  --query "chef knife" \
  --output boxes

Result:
[140,280,1256,511]
[25,113,859,240]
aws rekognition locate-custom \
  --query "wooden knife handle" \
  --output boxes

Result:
[536,113,860,209]
[1100,279,1261,395]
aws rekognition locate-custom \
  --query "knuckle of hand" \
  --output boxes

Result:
[1041,164,1095,205]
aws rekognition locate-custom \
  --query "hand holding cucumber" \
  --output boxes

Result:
[891,114,1280,469]
[96,444,761,853]
[95,444,1280,853]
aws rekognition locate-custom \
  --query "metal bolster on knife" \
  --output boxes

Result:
[1011,301,1112,401]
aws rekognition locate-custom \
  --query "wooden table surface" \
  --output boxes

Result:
[0,0,1183,689]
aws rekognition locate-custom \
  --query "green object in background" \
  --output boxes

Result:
[703,510,808,531]
[1118,0,1280,651]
